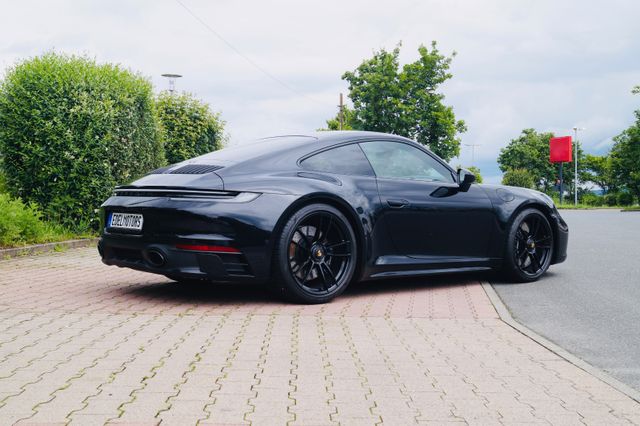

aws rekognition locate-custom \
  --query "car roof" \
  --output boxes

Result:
[189,131,423,174]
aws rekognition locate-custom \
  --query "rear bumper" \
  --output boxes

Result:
[98,192,298,283]
[99,233,261,282]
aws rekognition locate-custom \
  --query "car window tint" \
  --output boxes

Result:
[359,141,454,183]
[301,144,374,176]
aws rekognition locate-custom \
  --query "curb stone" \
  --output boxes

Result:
[482,281,640,404]
[0,238,99,260]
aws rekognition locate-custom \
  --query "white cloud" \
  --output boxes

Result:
[1,0,639,179]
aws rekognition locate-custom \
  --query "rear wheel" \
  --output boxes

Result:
[272,203,357,304]
[503,208,554,282]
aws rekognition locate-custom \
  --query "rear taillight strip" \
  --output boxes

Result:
[175,244,241,254]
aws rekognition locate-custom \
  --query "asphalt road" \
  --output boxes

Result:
[492,209,640,392]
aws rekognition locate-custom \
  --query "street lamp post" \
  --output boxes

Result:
[463,143,481,167]
[161,73,183,93]
[572,127,584,205]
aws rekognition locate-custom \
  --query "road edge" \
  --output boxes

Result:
[0,238,99,260]
[482,281,640,404]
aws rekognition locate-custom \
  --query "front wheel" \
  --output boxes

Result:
[272,203,357,304]
[503,208,554,282]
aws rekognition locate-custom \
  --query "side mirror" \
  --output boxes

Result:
[457,168,476,192]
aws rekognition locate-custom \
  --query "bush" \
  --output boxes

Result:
[0,169,6,194]
[617,192,634,206]
[502,168,535,189]
[0,53,163,229]
[156,91,225,164]
[581,192,604,206]
[604,193,618,206]
[0,193,70,247]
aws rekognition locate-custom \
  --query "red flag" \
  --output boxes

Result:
[549,136,572,163]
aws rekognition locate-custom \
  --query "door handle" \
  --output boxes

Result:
[387,199,409,208]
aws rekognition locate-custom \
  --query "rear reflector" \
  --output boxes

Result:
[175,244,241,253]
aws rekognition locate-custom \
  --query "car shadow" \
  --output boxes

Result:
[119,271,490,306]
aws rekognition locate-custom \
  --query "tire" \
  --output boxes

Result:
[271,203,358,304]
[503,208,554,282]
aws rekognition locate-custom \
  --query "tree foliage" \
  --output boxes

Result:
[156,91,225,164]
[580,154,616,194]
[0,53,163,229]
[502,168,535,189]
[610,94,640,200]
[467,166,483,184]
[498,129,584,193]
[337,42,466,161]
[321,106,358,131]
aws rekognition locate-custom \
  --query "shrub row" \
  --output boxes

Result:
[0,53,224,230]
[581,192,636,206]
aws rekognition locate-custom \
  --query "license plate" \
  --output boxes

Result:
[109,213,143,231]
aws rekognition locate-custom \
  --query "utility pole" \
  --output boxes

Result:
[161,73,183,94]
[338,93,344,130]
[572,127,585,205]
[463,143,481,167]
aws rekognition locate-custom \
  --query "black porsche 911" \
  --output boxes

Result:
[99,131,568,303]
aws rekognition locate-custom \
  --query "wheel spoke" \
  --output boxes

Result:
[293,257,310,274]
[518,249,528,267]
[535,235,552,244]
[529,253,541,272]
[296,228,312,248]
[314,215,323,242]
[529,217,540,238]
[291,238,309,253]
[327,240,350,249]
[321,263,336,286]
[328,252,352,257]
[322,215,333,243]
[301,260,314,284]
[316,264,328,290]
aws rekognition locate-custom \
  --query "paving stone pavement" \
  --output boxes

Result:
[0,248,638,425]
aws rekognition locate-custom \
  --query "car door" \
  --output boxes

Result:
[359,140,495,263]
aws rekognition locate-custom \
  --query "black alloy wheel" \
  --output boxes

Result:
[273,203,357,303]
[504,208,554,282]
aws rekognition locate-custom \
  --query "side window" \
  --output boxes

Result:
[360,141,454,183]
[301,143,374,176]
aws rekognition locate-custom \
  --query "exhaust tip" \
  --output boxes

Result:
[146,249,166,267]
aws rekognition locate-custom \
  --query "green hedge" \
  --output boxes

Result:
[0,53,164,229]
[581,193,605,206]
[156,91,225,164]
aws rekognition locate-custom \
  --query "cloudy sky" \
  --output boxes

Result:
[1,0,638,182]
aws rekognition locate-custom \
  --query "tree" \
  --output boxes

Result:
[580,154,616,194]
[502,169,535,189]
[320,106,358,131]
[334,42,466,161]
[498,129,584,194]
[156,91,225,164]
[610,90,640,200]
[0,53,163,229]
[467,166,483,183]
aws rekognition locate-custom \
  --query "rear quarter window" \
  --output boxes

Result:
[301,143,374,176]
